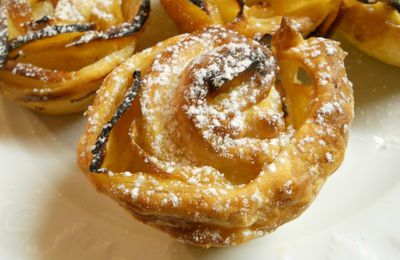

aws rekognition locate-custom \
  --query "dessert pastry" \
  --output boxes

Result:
[337,0,400,67]
[0,0,149,114]
[78,20,354,247]
[160,0,342,38]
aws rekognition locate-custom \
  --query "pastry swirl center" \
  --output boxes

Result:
[182,42,281,163]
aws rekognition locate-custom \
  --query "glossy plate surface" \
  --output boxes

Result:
[1,1,399,259]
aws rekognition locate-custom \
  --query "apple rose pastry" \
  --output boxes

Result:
[78,20,354,247]
[337,0,400,67]
[160,0,342,38]
[0,0,149,114]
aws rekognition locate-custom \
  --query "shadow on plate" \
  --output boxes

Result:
[0,97,83,147]
[30,161,219,260]
[30,159,273,260]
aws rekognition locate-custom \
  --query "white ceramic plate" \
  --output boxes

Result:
[1,1,400,259]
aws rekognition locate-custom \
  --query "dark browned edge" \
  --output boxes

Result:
[90,70,142,174]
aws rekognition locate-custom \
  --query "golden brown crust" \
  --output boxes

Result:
[0,0,149,114]
[78,20,354,247]
[160,0,342,38]
[338,0,400,67]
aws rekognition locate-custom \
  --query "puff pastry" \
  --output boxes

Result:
[78,20,354,247]
[0,0,149,114]
[160,0,342,38]
[338,0,400,67]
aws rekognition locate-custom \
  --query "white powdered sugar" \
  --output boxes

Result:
[183,41,280,160]
[55,0,85,22]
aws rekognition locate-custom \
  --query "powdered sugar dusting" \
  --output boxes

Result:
[55,0,85,22]
[83,24,353,246]
[0,6,8,69]
[184,41,279,161]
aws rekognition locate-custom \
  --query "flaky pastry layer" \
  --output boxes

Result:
[160,0,342,38]
[78,20,354,247]
[0,0,149,114]
[338,0,400,67]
